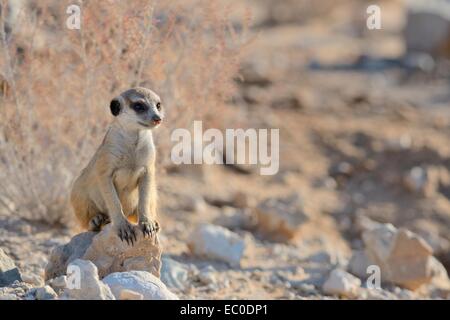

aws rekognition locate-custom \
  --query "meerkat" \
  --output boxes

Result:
[70,87,164,246]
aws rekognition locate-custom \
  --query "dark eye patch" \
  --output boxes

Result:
[156,102,161,110]
[132,102,148,113]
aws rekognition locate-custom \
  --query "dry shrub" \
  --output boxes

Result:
[0,0,251,225]
[256,0,350,27]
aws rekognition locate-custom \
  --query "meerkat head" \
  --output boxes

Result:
[109,87,164,130]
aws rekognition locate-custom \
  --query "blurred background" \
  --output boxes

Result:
[2,0,450,299]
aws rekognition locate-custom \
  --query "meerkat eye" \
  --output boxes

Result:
[132,102,148,113]
[156,102,161,110]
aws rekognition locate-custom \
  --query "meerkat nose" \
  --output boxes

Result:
[152,115,161,124]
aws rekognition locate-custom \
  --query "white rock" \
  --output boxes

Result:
[61,259,115,300]
[160,257,190,290]
[322,269,361,298]
[35,285,58,300]
[188,224,246,267]
[0,248,22,286]
[1,281,33,299]
[363,223,399,262]
[22,274,44,287]
[0,293,18,300]
[362,223,449,290]
[47,275,68,292]
[119,289,144,300]
[0,249,16,271]
[429,256,450,290]
[198,266,217,285]
[102,271,178,300]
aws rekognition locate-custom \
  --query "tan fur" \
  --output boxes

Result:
[70,87,163,244]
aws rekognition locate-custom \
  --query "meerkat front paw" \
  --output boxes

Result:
[88,213,111,232]
[139,219,160,238]
[116,219,137,246]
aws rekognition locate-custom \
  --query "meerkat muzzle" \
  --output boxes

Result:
[152,115,162,125]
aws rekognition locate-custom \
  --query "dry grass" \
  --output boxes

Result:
[0,0,251,224]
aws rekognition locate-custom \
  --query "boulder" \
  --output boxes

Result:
[45,232,95,281]
[82,224,161,278]
[404,0,450,58]
[362,224,449,290]
[102,271,178,300]
[187,224,246,267]
[45,224,162,280]
[0,249,22,287]
[254,193,309,242]
[61,259,115,300]
[322,269,361,298]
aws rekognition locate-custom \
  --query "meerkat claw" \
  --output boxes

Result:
[140,220,160,238]
[140,221,152,238]
[117,222,137,246]
[88,213,110,232]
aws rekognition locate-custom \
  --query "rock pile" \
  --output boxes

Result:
[45,224,162,280]
[34,224,176,300]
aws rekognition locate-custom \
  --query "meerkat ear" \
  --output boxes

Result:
[110,98,121,116]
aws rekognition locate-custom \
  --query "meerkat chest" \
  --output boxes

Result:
[114,131,155,189]
[132,130,155,167]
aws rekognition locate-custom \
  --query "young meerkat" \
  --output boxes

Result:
[70,87,164,245]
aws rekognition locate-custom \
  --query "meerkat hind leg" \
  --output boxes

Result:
[88,213,111,232]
